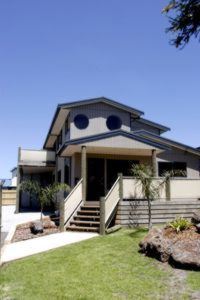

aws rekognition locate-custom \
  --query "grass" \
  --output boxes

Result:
[187,271,200,291]
[0,228,199,300]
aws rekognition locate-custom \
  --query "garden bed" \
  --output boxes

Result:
[12,217,60,243]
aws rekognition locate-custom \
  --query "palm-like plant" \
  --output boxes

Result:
[131,164,160,229]
[20,180,70,221]
[131,164,186,230]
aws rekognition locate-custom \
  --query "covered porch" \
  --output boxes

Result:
[59,130,168,202]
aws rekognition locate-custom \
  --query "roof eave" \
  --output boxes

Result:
[57,130,170,156]
[136,130,200,157]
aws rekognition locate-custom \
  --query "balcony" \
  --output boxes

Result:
[19,149,55,167]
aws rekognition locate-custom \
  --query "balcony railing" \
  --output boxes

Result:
[19,149,55,166]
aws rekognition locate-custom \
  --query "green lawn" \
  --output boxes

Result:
[0,228,199,300]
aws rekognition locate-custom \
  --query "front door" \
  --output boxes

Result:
[87,158,105,200]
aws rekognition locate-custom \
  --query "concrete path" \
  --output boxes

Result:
[1,231,98,264]
[2,205,43,234]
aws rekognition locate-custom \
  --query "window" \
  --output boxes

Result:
[57,170,61,183]
[158,162,187,177]
[56,131,62,150]
[74,114,89,129]
[64,157,71,185]
[65,117,70,140]
[65,117,70,135]
[106,115,122,130]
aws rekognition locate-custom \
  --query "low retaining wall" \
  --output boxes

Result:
[115,199,200,226]
[2,189,16,205]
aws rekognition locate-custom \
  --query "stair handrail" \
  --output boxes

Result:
[105,176,120,223]
[63,178,83,226]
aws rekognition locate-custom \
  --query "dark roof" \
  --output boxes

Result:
[138,118,170,133]
[57,130,170,155]
[58,97,144,116]
[135,130,200,157]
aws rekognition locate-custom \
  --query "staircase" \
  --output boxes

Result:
[66,202,100,232]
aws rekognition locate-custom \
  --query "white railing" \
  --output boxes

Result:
[64,179,83,225]
[170,178,200,200]
[123,177,166,199]
[19,149,55,166]
[122,177,200,200]
[105,176,120,224]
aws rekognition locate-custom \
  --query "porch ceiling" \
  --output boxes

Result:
[60,144,160,156]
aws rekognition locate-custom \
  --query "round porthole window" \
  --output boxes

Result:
[74,114,89,129]
[106,115,122,130]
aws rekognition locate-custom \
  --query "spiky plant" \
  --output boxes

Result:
[20,180,70,221]
[131,164,160,230]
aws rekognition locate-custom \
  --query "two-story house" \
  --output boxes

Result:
[16,97,200,231]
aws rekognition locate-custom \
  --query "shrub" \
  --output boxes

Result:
[168,217,191,233]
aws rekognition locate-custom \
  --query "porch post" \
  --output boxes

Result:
[100,196,105,235]
[59,191,65,231]
[81,145,87,203]
[118,173,123,202]
[151,149,157,177]
[15,147,21,213]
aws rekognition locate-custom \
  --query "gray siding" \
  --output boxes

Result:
[131,120,160,135]
[157,148,200,178]
[70,103,131,139]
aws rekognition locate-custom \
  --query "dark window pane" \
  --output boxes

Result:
[74,114,89,129]
[173,162,187,176]
[106,115,122,130]
[64,157,71,185]
[57,170,61,183]
[158,162,173,176]
[158,162,187,177]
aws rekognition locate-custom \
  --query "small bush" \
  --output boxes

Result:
[168,217,191,233]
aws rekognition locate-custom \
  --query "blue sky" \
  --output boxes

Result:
[0,0,199,178]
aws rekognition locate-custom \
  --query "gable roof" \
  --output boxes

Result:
[43,97,145,149]
[134,130,200,157]
[57,130,170,156]
[58,97,144,116]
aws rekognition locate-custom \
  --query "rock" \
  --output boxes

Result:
[191,211,200,224]
[139,226,200,269]
[139,228,173,262]
[196,224,200,233]
[30,221,44,234]
[171,239,200,269]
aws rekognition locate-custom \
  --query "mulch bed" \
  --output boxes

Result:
[163,225,199,241]
[12,217,60,243]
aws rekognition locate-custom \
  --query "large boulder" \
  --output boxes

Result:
[139,228,173,262]
[30,221,44,234]
[139,226,200,269]
[171,239,200,269]
[191,210,200,224]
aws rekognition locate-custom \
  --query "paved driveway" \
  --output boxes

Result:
[1,205,42,242]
